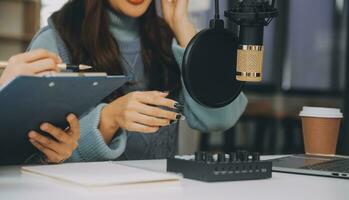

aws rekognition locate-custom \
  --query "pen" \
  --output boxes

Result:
[57,64,93,71]
[0,61,92,71]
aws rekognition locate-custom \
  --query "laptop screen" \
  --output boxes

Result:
[272,155,340,168]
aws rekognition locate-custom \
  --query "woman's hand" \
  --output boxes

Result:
[28,114,80,164]
[0,49,62,85]
[99,91,182,143]
[161,0,197,48]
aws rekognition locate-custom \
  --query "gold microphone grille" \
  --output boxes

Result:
[236,45,264,82]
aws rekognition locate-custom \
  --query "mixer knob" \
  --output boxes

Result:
[229,152,237,162]
[201,151,207,161]
[252,152,260,161]
[237,150,249,162]
[195,151,210,162]
[195,151,200,161]
[195,151,202,161]
[242,152,249,162]
[205,152,214,162]
[217,152,226,162]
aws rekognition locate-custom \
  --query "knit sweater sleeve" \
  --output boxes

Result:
[67,104,127,162]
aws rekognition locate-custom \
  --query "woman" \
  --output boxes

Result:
[28,0,247,161]
[0,49,80,164]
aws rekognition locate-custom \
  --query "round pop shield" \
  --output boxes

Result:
[182,27,244,108]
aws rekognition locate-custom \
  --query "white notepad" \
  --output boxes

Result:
[22,161,180,189]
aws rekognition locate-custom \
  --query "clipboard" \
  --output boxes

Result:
[0,75,127,165]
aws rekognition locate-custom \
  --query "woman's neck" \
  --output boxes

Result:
[108,10,140,42]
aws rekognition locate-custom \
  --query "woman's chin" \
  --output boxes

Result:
[108,0,152,18]
[121,10,146,18]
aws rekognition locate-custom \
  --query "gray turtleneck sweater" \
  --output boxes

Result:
[28,11,248,162]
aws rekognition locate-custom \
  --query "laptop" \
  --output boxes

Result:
[270,154,349,179]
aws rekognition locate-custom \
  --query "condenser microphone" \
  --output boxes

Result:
[225,0,279,82]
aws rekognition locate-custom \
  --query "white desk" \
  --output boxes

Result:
[0,156,348,200]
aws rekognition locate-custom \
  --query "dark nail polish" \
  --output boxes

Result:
[170,120,178,125]
[176,114,182,120]
[161,91,169,95]
[175,109,183,114]
[174,103,184,110]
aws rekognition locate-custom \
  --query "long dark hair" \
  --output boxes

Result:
[51,0,181,98]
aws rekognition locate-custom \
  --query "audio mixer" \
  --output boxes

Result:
[167,151,272,182]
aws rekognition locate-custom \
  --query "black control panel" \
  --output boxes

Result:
[167,151,272,182]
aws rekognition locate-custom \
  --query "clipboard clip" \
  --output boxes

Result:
[44,72,108,77]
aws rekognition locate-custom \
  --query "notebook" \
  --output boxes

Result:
[22,162,181,189]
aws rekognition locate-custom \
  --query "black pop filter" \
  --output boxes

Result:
[182,27,243,108]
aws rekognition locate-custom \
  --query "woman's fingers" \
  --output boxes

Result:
[126,122,160,133]
[26,58,60,73]
[161,0,175,23]
[174,0,189,17]
[8,49,62,64]
[29,140,63,163]
[137,103,179,121]
[27,115,80,164]
[132,112,170,127]
[35,71,58,77]
[66,114,80,141]
[161,0,189,22]
[28,131,61,151]
[39,116,79,150]
[135,91,178,109]
[28,131,72,158]
[40,123,69,143]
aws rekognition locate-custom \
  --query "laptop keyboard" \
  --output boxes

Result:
[301,158,349,173]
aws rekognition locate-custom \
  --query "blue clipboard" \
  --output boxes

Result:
[0,75,127,165]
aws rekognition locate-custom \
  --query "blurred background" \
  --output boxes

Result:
[0,0,348,155]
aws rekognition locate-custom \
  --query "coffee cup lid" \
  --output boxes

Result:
[299,106,343,118]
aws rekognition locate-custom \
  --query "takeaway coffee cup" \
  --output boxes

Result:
[299,107,343,156]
